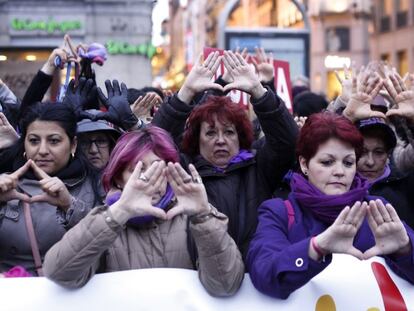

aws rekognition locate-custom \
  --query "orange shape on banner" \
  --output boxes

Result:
[315,294,336,311]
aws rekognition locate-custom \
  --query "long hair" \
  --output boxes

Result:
[102,126,179,192]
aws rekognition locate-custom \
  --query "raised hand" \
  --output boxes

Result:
[314,201,368,260]
[251,47,274,83]
[0,113,19,149]
[342,69,385,123]
[294,116,307,129]
[165,163,209,220]
[363,200,411,259]
[109,161,168,224]
[384,72,414,121]
[96,80,138,130]
[131,93,159,123]
[62,77,97,120]
[177,52,223,104]
[41,47,78,75]
[222,50,266,99]
[0,160,32,202]
[29,161,72,212]
[334,63,355,103]
[222,47,248,83]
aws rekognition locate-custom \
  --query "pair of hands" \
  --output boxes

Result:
[222,47,274,84]
[312,199,411,261]
[337,64,414,122]
[130,92,162,123]
[177,50,267,104]
[63,78,139,131]
[0,159,72,211]
[110,161,210,224]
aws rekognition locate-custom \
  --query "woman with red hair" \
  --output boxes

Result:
[154,50,298,258]
[247,112,414,299]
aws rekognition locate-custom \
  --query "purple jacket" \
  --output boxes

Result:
[246,194,414,299]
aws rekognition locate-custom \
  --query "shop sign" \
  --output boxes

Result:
[324,55,351,69]
[9,16,85,36]
[105,40,157,59]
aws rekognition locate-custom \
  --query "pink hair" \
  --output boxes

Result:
[102,126,179,191]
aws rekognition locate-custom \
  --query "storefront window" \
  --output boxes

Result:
[397,50,408,76]
[326,70,343,101]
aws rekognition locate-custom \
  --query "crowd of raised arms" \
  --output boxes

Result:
[1,38,414,300]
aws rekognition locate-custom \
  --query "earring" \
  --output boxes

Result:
[303,171,308,176]
[71,152,75,158]
[23,152,26,159]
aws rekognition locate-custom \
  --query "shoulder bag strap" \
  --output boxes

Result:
[284,199,295,230]
[22,201,44,276]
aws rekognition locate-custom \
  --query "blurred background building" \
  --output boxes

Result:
[0,0,155,98]
[158,0,414,99]
[1,0,413,100]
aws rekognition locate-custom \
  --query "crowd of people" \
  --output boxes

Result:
[0,39,414,300]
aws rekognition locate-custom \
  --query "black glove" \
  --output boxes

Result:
[62,78,97,120]
[95,80,138,130]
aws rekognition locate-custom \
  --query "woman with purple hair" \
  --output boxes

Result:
[43,126,244,297]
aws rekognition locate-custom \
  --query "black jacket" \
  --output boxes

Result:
[153,89,298,259]
[369,169,414,229]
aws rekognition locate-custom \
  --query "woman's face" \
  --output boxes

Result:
[299,138,356,195]
[79,132,111,170]
[199,115,240,168]
[357,136,388,181]
[118,151,167,204]
[24,120,77,175]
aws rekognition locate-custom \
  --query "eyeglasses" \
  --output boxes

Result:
[80,138,110,149]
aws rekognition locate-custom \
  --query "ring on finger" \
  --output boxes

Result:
[193,176,203,184]
[183,177,192,184]
[139,173,149,182]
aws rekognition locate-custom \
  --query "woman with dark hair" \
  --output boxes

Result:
[247,112,414,299]
[43,127,244,296]
[77,110,122,171]
[0,102,98,276]
[154,51,298,258]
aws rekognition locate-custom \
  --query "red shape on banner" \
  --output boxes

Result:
[371,262,407,311]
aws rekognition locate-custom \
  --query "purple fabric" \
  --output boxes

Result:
[290,172,370,224]
[214,149,254,172]
[3,266,32,278]
[370,164,391,185]
[78,43,108,66]
[105,185,174,226]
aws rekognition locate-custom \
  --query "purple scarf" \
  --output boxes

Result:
[290,172,370,224]
[370,163,391,185]
[214,149,254,172]
[105,185,175,227]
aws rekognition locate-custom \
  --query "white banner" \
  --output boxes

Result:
[1,254,413,311]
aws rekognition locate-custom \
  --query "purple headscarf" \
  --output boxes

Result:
[290,172,370,224]
[78,43,108,66]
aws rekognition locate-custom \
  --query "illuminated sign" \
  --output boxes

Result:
[105,40,157,59]
[324,55,351,69]
[10,18,82,34]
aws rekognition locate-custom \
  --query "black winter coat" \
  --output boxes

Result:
[153,89,299,258]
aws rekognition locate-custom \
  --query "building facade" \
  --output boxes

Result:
[0,0,155,99]
[370,0,414,75]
